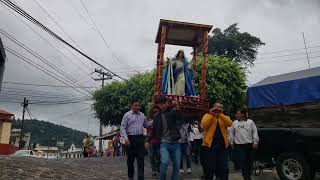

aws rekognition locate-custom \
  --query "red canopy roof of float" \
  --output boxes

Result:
[0,109,14,122]
[0,110,14,116]
[155,19,213,47]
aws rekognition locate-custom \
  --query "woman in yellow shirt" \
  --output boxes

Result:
[200,102,233,180]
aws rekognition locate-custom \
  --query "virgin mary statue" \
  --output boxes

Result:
[162,50,196,96]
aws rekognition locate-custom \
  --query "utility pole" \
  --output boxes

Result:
[302,32,311,69]
[93,69,112,157]
[19,97,28,150]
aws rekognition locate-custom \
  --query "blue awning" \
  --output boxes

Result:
[248,67,320,109]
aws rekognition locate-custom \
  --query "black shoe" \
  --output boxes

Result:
[200,175,205,179]
[128,177,133,180]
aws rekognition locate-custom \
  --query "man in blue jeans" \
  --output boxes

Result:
[145,96,183,180]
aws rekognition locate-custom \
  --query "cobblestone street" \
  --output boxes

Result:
[0,155,282,180]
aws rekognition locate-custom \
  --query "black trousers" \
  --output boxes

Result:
[200,146,207,176]
[194,139,202,163]
[127,135,145,180]
[147,142,160,172]
[201,145,228,180]
[122,145,127,156]
[235,144,254,180]
[180,143,191,169]
[83,148,88,157]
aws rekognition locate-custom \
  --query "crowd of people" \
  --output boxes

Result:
[82,132,128,158]
[119,96,259,180]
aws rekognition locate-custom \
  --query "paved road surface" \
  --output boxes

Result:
[0,155,280,180]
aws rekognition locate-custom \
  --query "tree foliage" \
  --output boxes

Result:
[93,72,154,126]
[196,55,247,115]
[208,23,265,67]
[93,55,246,125]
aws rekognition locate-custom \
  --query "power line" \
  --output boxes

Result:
[0,90,88,99]
[258,45,320,55]
[255,55,320,65]
[26,107,33,119]
[0,100,23,104]
[0,0,126,81]
[27,107,36,120]
[0,29,93,96]
[4,1,92,74]
[31,0,83,51]
[79,0,137,75]
[1,87,87,96]
[72,71,95,84]
[1,4,92,76]
[29,99,91,105]
[78,0,116,66]
[0,100,91,105]
[2,81,97,88]
[67,0,97,33]
[0,96,91,104]
[5,46,92,97]
[4,46,93,97]
[78,76,95,85]
[0,96,91,103]
[30,0,154,74]
[302,32,311,69]
[1,92,87,101]
[111,65,154,71]
[53,106,92,132]
[0,29,93,95]
[256,50,320,61]
[29,0,93,71]
[0,92,89,100]
[114,70,151,74]
[0,95,90,103]
[51,107,91,120]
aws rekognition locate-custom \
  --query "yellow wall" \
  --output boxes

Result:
[0,122,2,142]
[0,121,12,144]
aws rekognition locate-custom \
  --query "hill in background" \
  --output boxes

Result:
[12,118,88,149]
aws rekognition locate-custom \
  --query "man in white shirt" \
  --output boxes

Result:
[229,110,259,180]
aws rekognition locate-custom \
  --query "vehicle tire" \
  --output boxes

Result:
[276,153,312,180]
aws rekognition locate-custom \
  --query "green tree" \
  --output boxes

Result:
[196,55,247,116]
[208,23,265,67]
[93,72,154,125]
[93,81,129,126]
[93,55,246,125]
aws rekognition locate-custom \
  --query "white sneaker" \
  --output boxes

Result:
[186,168,192,174]
[179,169,184,174]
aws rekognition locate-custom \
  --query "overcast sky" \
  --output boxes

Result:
[0,0,320,135]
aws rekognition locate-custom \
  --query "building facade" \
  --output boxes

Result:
[10,129,31,149]
[35,146,59,158]
[61,144,83,158]
[0,110,15,155]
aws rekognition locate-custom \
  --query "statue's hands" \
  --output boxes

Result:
[165,57,170,64]
[172,100,179,107]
